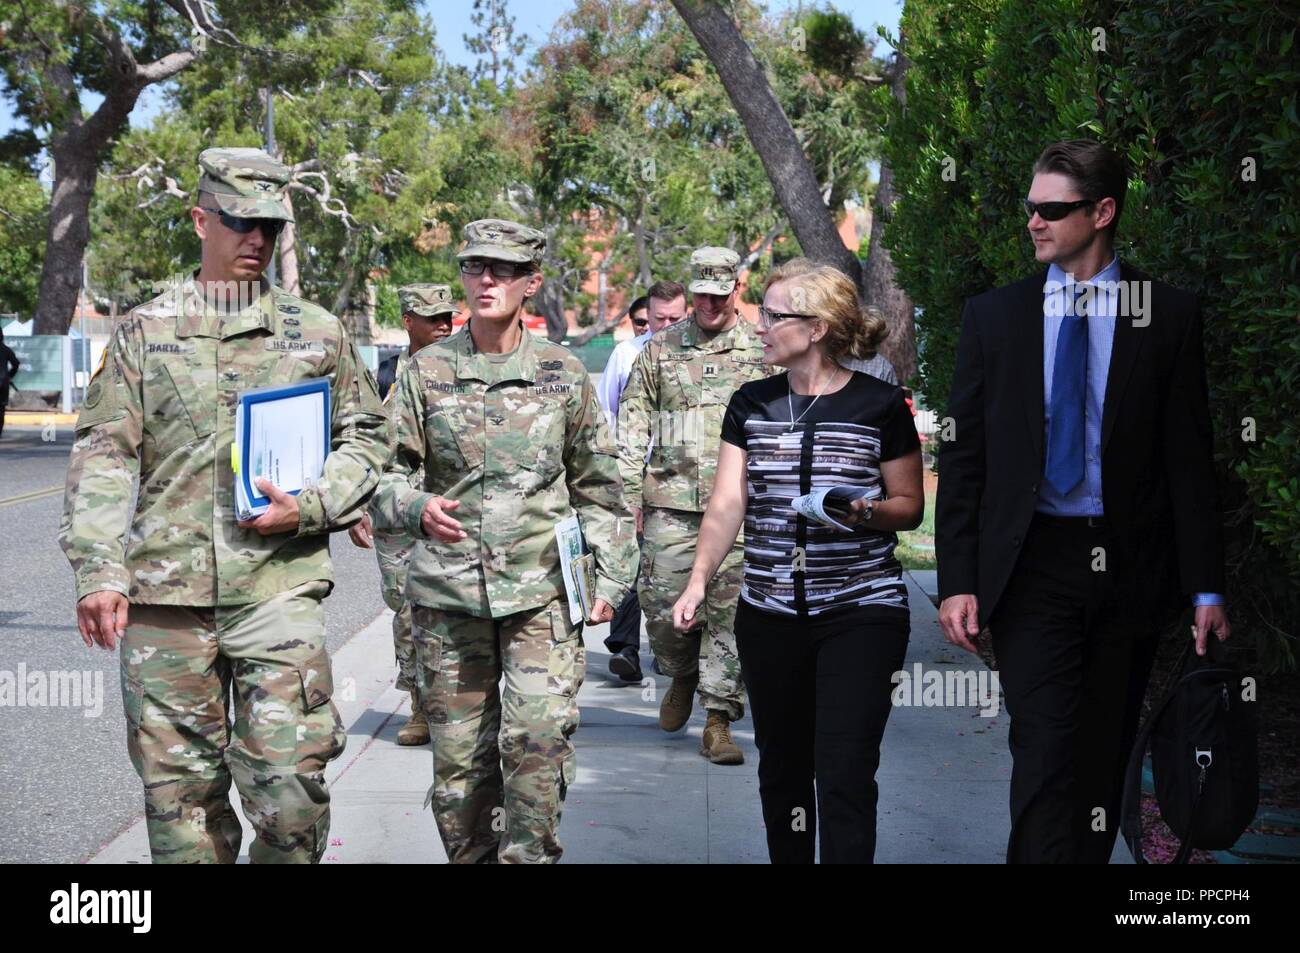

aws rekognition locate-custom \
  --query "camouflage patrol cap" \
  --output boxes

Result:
[688,246,740,295]
[399,284,459,318]
[457,218,545,266]
[197,147,294,223]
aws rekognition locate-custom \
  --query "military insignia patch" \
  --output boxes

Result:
[284,328,302,340]
[704,363,718,377]
[283,317,301,326]
[278,304,301,315]
[539,360,563,371]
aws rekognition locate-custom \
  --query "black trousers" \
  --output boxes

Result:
[0,396,7,436]
[735,599,909,864]
[989,513,1159,864]
[602,584,642,653]
[604,533,644,653]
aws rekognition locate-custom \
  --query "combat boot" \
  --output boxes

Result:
[658,671,699,732]
[397,692,430,746]
[701,710,743,765]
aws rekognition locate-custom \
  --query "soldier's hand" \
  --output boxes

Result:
[77,591,129,651]
[348,513,375,549]
[237,478,301,535]
[633,506,643,535]
[420,496,467,543]
[587,598,614,624]
[672,582,706,633]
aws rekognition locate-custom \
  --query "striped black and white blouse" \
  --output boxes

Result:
[720,371,920,620]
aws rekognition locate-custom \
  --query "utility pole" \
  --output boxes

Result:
[264,86,278,287]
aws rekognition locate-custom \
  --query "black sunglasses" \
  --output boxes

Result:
[201,207,286,239]
[1023,198,1094,221]
[459,259,532,279]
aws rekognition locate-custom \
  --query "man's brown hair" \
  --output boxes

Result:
[1033,140,1128,239]
[647,279,686,303]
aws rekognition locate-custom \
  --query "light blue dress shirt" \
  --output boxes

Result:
[1037,254,1223,608]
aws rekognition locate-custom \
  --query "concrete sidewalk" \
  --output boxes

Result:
[91,573,1026,864]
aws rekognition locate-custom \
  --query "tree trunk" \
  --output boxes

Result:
[33,142,101,335]
[669,0,860,282]
[533,274,569,342]
[277,222,301,295]
[861,43,916,383]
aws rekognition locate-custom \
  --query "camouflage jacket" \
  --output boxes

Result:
[617,316,771,512]
[371,322,637,619]
[59,276,390,607]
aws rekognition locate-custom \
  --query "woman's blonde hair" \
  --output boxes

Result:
[762,257,888,361]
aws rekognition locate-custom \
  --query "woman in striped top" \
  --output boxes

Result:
[672,259,924,863]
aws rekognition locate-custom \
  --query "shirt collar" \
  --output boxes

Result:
[1044,252,1121,296]
[175,272,276,339]
[454,319,538,385]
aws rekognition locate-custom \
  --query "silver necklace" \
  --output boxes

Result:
[787,367,843,432]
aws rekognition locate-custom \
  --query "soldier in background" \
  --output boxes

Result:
[617,247,771,764]
[350,284,460,747]
[372,219,638,863]
[376,285,459,400]
[595,281,688,681]
[59,147,389,863]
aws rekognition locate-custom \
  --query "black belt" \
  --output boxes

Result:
[1033,512,1107,529]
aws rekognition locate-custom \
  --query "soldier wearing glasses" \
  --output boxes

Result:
[59,147,389,863]
[617,246,773,764]
[372,219,637,863]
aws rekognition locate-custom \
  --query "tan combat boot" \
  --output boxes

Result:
[658,672,699,732]
[397,692,430,746]
[701,710,743,765]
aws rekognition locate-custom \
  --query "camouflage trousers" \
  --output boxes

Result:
[412,597,584,864]
[375,531,416,696]
[119,580,346,864]
[639,506,745,720]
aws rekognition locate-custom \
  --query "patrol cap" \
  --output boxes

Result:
[688,246,740,295]
[399,284,459,318]
[457,218,545,266]
[197,147,294,222]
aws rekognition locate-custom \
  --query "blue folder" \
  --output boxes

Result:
[232,378,331,520]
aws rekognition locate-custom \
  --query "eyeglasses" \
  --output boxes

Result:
[200,207,286,239]
[459,259,533,279]
[1023,198,1095,221]
[757,306,817,330]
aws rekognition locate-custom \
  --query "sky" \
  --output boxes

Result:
[0,1,902,138]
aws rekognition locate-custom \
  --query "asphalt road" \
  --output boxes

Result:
[0,424,387,863]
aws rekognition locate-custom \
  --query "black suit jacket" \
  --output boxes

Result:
[935,262,1225,627]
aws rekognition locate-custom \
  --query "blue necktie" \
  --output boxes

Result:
[1046,285,1087,495]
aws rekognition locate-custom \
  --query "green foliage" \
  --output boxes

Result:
[0,164,47,315]
[884,0,1300,666]
[89,0,457,315]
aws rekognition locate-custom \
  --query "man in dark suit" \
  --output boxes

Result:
[935,139,1232,864]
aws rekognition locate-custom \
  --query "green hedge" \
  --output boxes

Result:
[882,0,1299,667]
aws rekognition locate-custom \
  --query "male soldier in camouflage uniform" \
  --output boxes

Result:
[617,247,771,764]
[372,220,638,863]
[59,147,389,864]
[349,284,459,746]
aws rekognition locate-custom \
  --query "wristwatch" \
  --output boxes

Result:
[861,498,874,524]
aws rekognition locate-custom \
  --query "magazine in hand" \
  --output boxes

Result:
[791,485,874,532]
[555,515,598,622]
[232,379,331,521]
